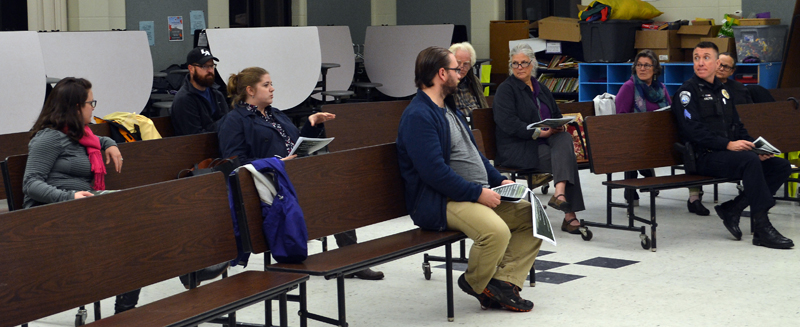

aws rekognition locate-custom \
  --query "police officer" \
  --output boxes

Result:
[672,41,793,249]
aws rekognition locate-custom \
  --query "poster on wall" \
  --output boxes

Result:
[168,16,183,41]
[139,21,155,46]
[189,11,206,35]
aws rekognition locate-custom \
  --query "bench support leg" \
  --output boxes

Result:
[279,293,288,327]
[650,191,657,252]
[337,276,348,327]
[299,282,308,327]
[445,244,454,322]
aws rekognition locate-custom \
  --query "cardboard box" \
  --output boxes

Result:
[536,16,581,42]
[738,18,780,26]
[678,24,723,48]
[634,30,683,62]
[700,37,734,54]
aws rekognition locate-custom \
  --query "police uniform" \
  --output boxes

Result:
[672,75,792,215]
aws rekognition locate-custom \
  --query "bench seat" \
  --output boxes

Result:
[268,229,465,278]
[87,271,308,327]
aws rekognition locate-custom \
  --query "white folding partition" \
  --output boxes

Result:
[313,26,356,102]
[205,27,321,110]
[364,25,454,98]
[38,31,153,120]
[0,32,48,134]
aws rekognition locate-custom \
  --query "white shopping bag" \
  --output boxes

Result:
[593,93,616,116]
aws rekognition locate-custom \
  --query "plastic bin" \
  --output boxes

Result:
[580,20,649,62]
[733,25,788,62]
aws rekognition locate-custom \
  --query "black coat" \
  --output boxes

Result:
[492,75,562,169]
[170,74,230,136]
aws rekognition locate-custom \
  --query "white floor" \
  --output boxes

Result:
[20,167,800,327]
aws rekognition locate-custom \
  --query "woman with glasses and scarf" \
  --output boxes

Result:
[23,77,135,313]
[493,43,586,236]
[615,49,709,216]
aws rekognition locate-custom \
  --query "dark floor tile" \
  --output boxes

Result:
[574,257,638,269]
[533,260,568,271]
[530,271,584,284]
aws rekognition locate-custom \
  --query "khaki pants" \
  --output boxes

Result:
[446,200,542,293]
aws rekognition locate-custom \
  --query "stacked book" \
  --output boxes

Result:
[538,74,579,93]
[546,55,578,69]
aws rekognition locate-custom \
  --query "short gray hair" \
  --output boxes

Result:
[508,43,538,76]
[449,42,476,66]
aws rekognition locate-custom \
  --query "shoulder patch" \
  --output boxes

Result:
[680,90,691,107]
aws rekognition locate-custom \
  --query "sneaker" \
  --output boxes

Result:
[482,279,534,312]
[457,274,495,309]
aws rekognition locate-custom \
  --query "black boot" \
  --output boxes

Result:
[752,211,794,249]
[114,289,140,314]
[714,195,748,240]
[179,262,229,289]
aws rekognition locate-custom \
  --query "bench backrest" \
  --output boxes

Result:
[471,108,499,160]
[151,116,175,138]
[0,173,235,327]
[2,132,220,211]
[321,100,409,152]
[769,87,800,102]
[584,111,682,174]
[737,100,800,153]
[559,101,595,117]
[233,143,408,255]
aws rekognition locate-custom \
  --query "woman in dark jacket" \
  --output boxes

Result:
[218,67,333,164]
[218,67,384,280]
[493,44,586,235]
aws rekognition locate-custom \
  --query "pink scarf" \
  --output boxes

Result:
[68,125,106,190]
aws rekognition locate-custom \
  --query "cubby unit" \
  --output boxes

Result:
[577,62,782,102]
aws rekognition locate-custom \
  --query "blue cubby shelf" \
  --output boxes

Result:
[577,62,781,102]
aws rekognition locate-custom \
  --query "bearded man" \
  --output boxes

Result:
[170,47,231,136]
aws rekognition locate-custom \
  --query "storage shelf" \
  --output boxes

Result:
[577,62,782,102]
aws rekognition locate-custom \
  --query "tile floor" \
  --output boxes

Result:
[17,167,800,327]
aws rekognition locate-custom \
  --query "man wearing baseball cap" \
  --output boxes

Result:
[170,47,230,136]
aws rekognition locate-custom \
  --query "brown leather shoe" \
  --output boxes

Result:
[561,218,581,235]
[548,194,570,212]
[345,268,384,280]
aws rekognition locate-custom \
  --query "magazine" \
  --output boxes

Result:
[752,136,781,155]
[530,192,556,246]
[526,117,575,129]
[289,137,334,157]
[492,183,529,203]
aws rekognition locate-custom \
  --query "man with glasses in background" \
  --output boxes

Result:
[171,47,231,136]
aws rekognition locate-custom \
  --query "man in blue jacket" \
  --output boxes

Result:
[397,47,542,312]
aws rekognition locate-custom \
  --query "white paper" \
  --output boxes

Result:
[530,192,557,246]
[139,21,155,46]
[492,183,529,203]
[545,41,562,54]
[752,136,781,155]
[189,11,206,35]
[526,117,575,129]
[289,137,335,157]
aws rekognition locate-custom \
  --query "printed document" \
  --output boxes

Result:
[289,137,334,157]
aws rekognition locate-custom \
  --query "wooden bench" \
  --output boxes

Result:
[769,87,800,102]
[0,173,308,327]
[738,99,800,203]
[321,100,409,152]
[583,111,735,251]
[3,132,220,211]
[230,143,466,326]
[0,117,174,206]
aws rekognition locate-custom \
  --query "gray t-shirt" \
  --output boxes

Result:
[445,107,488,187]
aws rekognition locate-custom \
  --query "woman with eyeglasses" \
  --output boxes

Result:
[615,49,709,216]
[493,43,587,235]
[23,77,135,313]
[24,77,122,209]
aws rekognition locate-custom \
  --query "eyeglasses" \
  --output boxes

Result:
[443,67,462,75]
[635,63,654,69]
[457,61,471,69]
[718,64,735,72]
[511,61,531,69]
[192,63,217,70]
[85,100,97,108]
